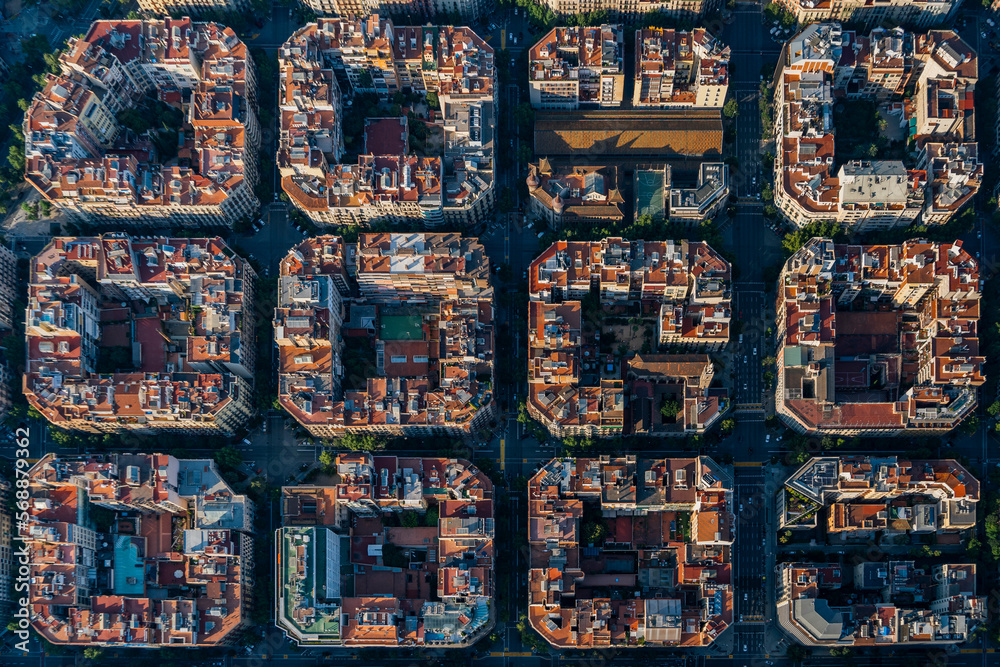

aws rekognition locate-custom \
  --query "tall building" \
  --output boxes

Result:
[773,23,980,231]
[633,28,730,108]
[24,19,259,228]
[276,454,495,646]
[528,456,734,648]
[275,234,496,438]
[527,25,625,110]
[0,476,12,613]
[137,0,251,15]
[536,0,720,22]
[772,0,961,29]
[23,453,254,647]
[278,20,495,229]
[774,238,983,436]
[298,0,493,22]
[527,238,731,438]
[24,235,256,435]
[0,243,18,331]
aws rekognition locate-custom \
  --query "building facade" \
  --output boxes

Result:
[24,19,259,228]
[24,235,256,435]
[774,238,983,436]
[773,0,961,29]
[633,27,730,109]
[22,453,254,647]
[527,238,731,438]
[275,234,496,438]
[528,456,735,647]
[528,25,625,110]
[278,20,495,230]
[276,454,494,646]
[773,23,979,231]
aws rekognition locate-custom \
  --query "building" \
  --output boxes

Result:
[275,234,496,438]
[533,109,723,161]
[776,560,984,646]
[527,239,730,438]
[24,19,259,228]
[0,243,18,331]
[627,354,728,436]
[137,0,251,16]
[773,23,979,231]
[525,161,624,228]
[772,0,961,30]
[22,453,254,647]
[668,162,729,223]
[774,238,983,436]
[528,456,734,648]
[633,28,730,109]
[528,25,625,110]
[278,20,495,230]
[297,0,492,22]
[24,235,256,436]
[778,456,978,536]
[0,476,12,612]
[276,454,494,646]
[535,0,720,22]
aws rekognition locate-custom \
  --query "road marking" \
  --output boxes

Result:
[733,461,763,467]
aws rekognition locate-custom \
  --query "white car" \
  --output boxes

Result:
[753,347,758,355]
[509,32,513,41]
[514,6,518,14]
[766,434,771,443]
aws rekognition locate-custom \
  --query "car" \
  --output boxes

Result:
[744,593,748,601]
[766,434,771,443]
[983,32,988,39]
[978,230,982,239]
[241,438,251,446]
[513,36,518,44]
[523,270,528,279]
[743,382,748,390]
[509,32,513,41]
[510,57,515,67]
[514,6,518,14]
[273,192,279,201]
[743,644,748,652]
[255,467,263,475]
[739,503,744,512]
[752,176,757,186]
[537,231,544,238]
[744,355,748,363]
[753,347,757,355]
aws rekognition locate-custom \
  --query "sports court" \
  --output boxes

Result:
[379,314,424,341]
[634,169,666,220]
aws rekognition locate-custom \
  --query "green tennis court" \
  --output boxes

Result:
[380,314,424,340]
[634,169,667,220]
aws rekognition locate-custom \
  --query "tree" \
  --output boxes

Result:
[720,418,736,435]
[401,511,419,528]
[318,449,334,470]
[425,91,439,109]
[660,398,681,420]
[582,520,607,545]
[49,428,74,447]
[213,445,242,471]
[339,432,387,451]
[987,400,1000,418]
[423,508,439,527]
[83,647,104,660]
[723,98,739,119]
